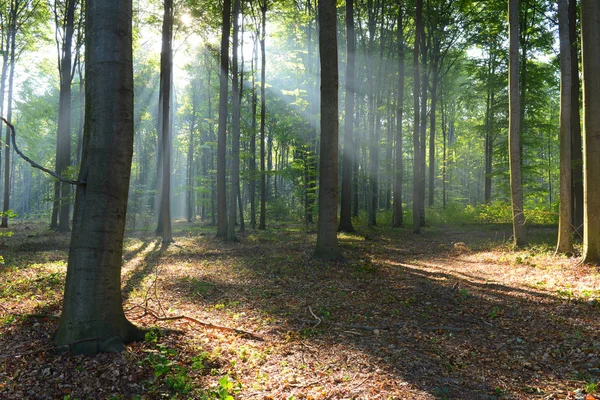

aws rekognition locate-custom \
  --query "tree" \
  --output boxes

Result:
[581,0,600,263]
[54,0,145,354]
[216,0,231,237]
[508,0,526,247]
[338,0,355,233]
[227,0,241,242]
[313,0,340,260]
[51,0,79,233]
[156,0,173,244]
[392,1,405,229]
[258,0,267,230]
[412,0,423,234]
[555,0,572,255]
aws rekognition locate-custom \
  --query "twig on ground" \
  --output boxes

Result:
[0,337,99,360]
[308,306,322,330]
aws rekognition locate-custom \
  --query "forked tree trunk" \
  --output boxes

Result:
[508,0,527,247]
[555,0,573,255]
[313,0,341,260]
[55,0,145,354]
[581,0,600,263]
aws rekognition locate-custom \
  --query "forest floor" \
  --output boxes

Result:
[0,220,599,399]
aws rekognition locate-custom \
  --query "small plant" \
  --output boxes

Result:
[458,288,470,299]
[586,382,598,394]
[488,306,501,318]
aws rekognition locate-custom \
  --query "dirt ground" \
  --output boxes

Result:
[0,221,599,399]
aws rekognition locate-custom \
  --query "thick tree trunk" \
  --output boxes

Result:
[338,0,355,233]
[314,0,340,260]
[55,0,144,354]
[227,0,241,242]
[216,0,231,237]
[508,0,527,248]
[556,0,573,255]
[156,0,173,244]
[581,0,600,263]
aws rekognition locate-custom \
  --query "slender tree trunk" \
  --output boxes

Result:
[55,0,145,354]
[250,36,258,229]
[54,0,77,233]
[156,0,173,243]
[412,0,423,234]
[259,1,267,230]
[392,2,405,228]
[186,101,196,223]
[314,0,340,259]
[227,0,241,241]
[508,0,526,247]
[428,52,439,208]
[556,0,573,254]
[216,0,231,237]
[338,0,355,233]
[570,0,583,235]
[581,0,600,263]
[1,7,16,229]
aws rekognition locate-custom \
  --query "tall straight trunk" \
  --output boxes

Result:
[428,53,439,208]
[392,2,404,228]
[442,94,447,209]
[227,0,241,242]
[556,0,573,254]
[418,33,428,227]
[55,0,77,233]
[55,0,145,354]
[338,0,355,233]
[508,0,526,247]
[570,0,583,235]
[1,6,16,229]
[156,0,173,243]
[314,0,340,260]
[216,0,231,237]
[259,1,267,230]
[250,37,258,229]
[412,0,423,234]
[186,100,196,223]
[305,13,317,226]
[483,54,495,204]
[581,0,600,263]
[76,60,84,166]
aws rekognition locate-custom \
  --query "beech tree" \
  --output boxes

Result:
[55,0,145,354]
[508,0,526,247]
[313,0,340,259]
[581,0,600,263]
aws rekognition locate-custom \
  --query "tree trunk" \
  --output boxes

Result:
[250,36,258,229]
[1,5,17,229]
[556,0,573,255]
[570,0,583,235]
[313,0,341,260]
[55,0,77,233]
[338,0,355,233]
[412,0,423,234]
[392,2,405,228]
[259,1,267,230]
[508,0,527,248]
[55,0,144,354]
[156,0,173,244]
[581,0,600,263]
[216,0,231,237]
[227,0,241,242]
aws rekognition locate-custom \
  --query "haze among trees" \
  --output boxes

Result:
[0,0,599,398]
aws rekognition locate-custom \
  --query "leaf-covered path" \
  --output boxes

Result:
[1,222,599,399]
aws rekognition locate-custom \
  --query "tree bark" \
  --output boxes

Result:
[313,0,341,260]
[569,0,583,235]
[556,0,573,255]
[412,0,423,234]
[508,0,527,248]
[227,0,241,242]
[392,1,404,228]
[259,0,267,230]
[55,0,144,354]
[156,0,173,244]
[338,0,355,233]
[216,0,231,237]
[581,0,600,263]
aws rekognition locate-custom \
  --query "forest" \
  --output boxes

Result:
[0,0,599,398]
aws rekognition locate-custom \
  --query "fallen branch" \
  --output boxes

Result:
[0,117,84,186]
[133,307,263,341]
